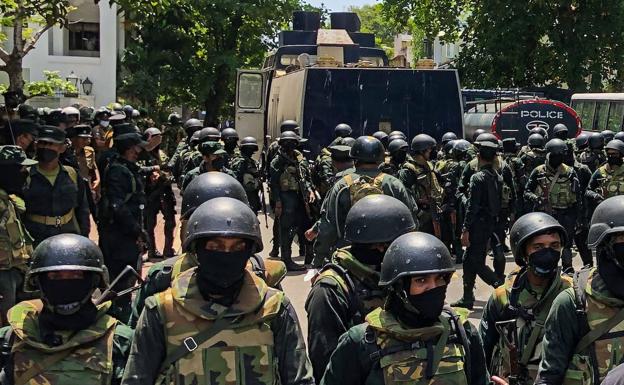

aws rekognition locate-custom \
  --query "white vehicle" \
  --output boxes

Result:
[570,93,624,132]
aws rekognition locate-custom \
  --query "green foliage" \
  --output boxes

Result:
[113,0,301,124]
[24,70,77,97]
[383,0,624,91]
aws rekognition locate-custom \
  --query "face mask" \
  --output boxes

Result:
[609,242,624,269]
[224,141,237,152]
[99,120,110,128]
[427,149,437,161]
[393,151,407,164]
[350,243,386,269]
[0,166,26,194]
[39,275,94,316]
[479,147,497,161]
[598,249,624,300]
[281,142,296,151]
[241,148,256,158]
[528,247,561,277]
[196,247,251,301]
[403,285,447,327]
[554,132,568,140]
[36,147,58,163]
[211,157,226,170]
[608,155,623,167]
[548,154,564,168]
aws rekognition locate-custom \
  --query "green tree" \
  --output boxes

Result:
[112,0,300,125]
[0,0,76,97]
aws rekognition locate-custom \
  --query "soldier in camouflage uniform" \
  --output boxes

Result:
[371,131,388,149]
[168,118,202,186]
[398,134,444,237]
[181,141,233,190]
[0,234,133,385]
[128,173,286,329]
[437,131,458,160]
[525,139,580,273]
[379,138,408,177]
[179,127,222,188]
[534,196,624,385]
[122,197,313,385]
[269,131,316,271]
[480,213,572,385]
[140,128,176,259]
[312,136,418,267]
[221,127,240,167]
[0,146,36,326]
[579,132,606,173]
[306,195,416,382]
[519,134,547,176]
[586,139,624,206]
[321,232,487,385]
[161,113,184,157]
[230,136,262,212]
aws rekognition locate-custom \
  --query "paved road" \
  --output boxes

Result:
[96,187,586,338]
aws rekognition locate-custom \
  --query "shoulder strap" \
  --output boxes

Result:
[444,306,472,383]
[14,344,75,385]
[62,165,78,185]
[318,263,364,324]
[248,254,267,281]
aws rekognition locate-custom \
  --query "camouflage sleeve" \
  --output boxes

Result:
[523,168,540,204]
[121,297,167,385]
[463,320,489,385]
[479,293,504,370]
[304,279,351,382]
[585,169,604,203]
[313,183,341,266]
[112,323,134,385]
[535,288,581,385]
[271,296,314,385]
[397,166,416,191]
[502,163,516,208]
[319,325,370,385]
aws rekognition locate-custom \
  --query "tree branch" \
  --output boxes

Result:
[0,46,10,63]
[23,24,53,55]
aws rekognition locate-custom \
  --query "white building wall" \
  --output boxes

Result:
[18,1,119,107]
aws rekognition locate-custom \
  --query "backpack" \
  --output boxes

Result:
[342,173,386,205]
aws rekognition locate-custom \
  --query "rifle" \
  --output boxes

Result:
[94,265,144,306]
[294,154,320,221]
[495,320,529,385]
[259,175,269,229]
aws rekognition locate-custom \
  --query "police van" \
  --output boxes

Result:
[235,11,464,157]
[570,93,624,133]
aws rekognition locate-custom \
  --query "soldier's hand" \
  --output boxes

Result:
[490,376,508,385]
[308,191,316,203]
[274,202,283,218]
[461,230,470,248]
[305,228,318,241]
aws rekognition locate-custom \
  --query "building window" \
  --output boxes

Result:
[68,22,100,55]
[446,43,455,58]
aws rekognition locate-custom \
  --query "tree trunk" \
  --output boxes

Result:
[203,63,231,127]
[6,58,24,92]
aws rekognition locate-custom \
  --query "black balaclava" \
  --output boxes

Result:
[527,247,561,278]
[393,151,407,164]
[241,148,256,158]
[607,154,623,167]
[548,153,564,169]
[195,239,253,305]
[386,277,448,328]
[224,140,237,153]
[38,273,98,341]
[479,147,497,162]
[598,238,624,300]
[350,243,387,271]
[0,165,27,195]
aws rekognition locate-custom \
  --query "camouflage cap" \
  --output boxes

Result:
[199,141,227,156]
[0,145,38,166]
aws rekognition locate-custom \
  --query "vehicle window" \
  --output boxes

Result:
[359,56,384,66]
[607,102,624,131]
[280,54,318,67]
[577,101,595,130]
[237,73,263,109]
[594,101,609,131]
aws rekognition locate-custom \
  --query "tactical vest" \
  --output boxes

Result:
[534,164,577,210]
[155,269,284,385]
[279,151,305,192]
[0,191,32,271]
[312,248,384,325]
[402,160,443,205]
[522,150,546,173]
[342,173,386,205]
[365,307,470,385]
[597,164,624,198]
[312,149,335,196]
[239,157,261,192]
[7,300,117,385]
[563,268,624,385]
[490,269,571,384]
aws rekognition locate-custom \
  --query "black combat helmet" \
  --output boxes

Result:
[615,132,624,142]
[221,128,239,141]
[605,139,624,156]
[510,212,566,266]
[602,129,615,144]
[239,136,259,151]
[411,134,437,153]
[189,130,202,145]
[441,132,458,145]
[545,138,567,155]
[278,130,300,144]
[443,139,456,154]
[475,132,498,146]
[452,139,471,159]
[334,123,352,138]
[181,172,249,219]
[471,128,486,142]
[122,105,134,118]
[344,195,416,244]
[280,120,299,134]
[379,232,455,286]
[372,131,389,147]
[183,118,203,135]
[342,137,356,147]
[528,133,546,148]
[588,195,624,250]
[529,127,548,140]
[349,136,385,163]
[388,138,408,155]
[576,132,589,150]
[502,138,518,154]
[144,127,162,138]
[389,130,407,140]
[553,123,569,139]
[25,234,108,292]
[198,127,221,142]
[588,132,605,150]
[183,197,262,253]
